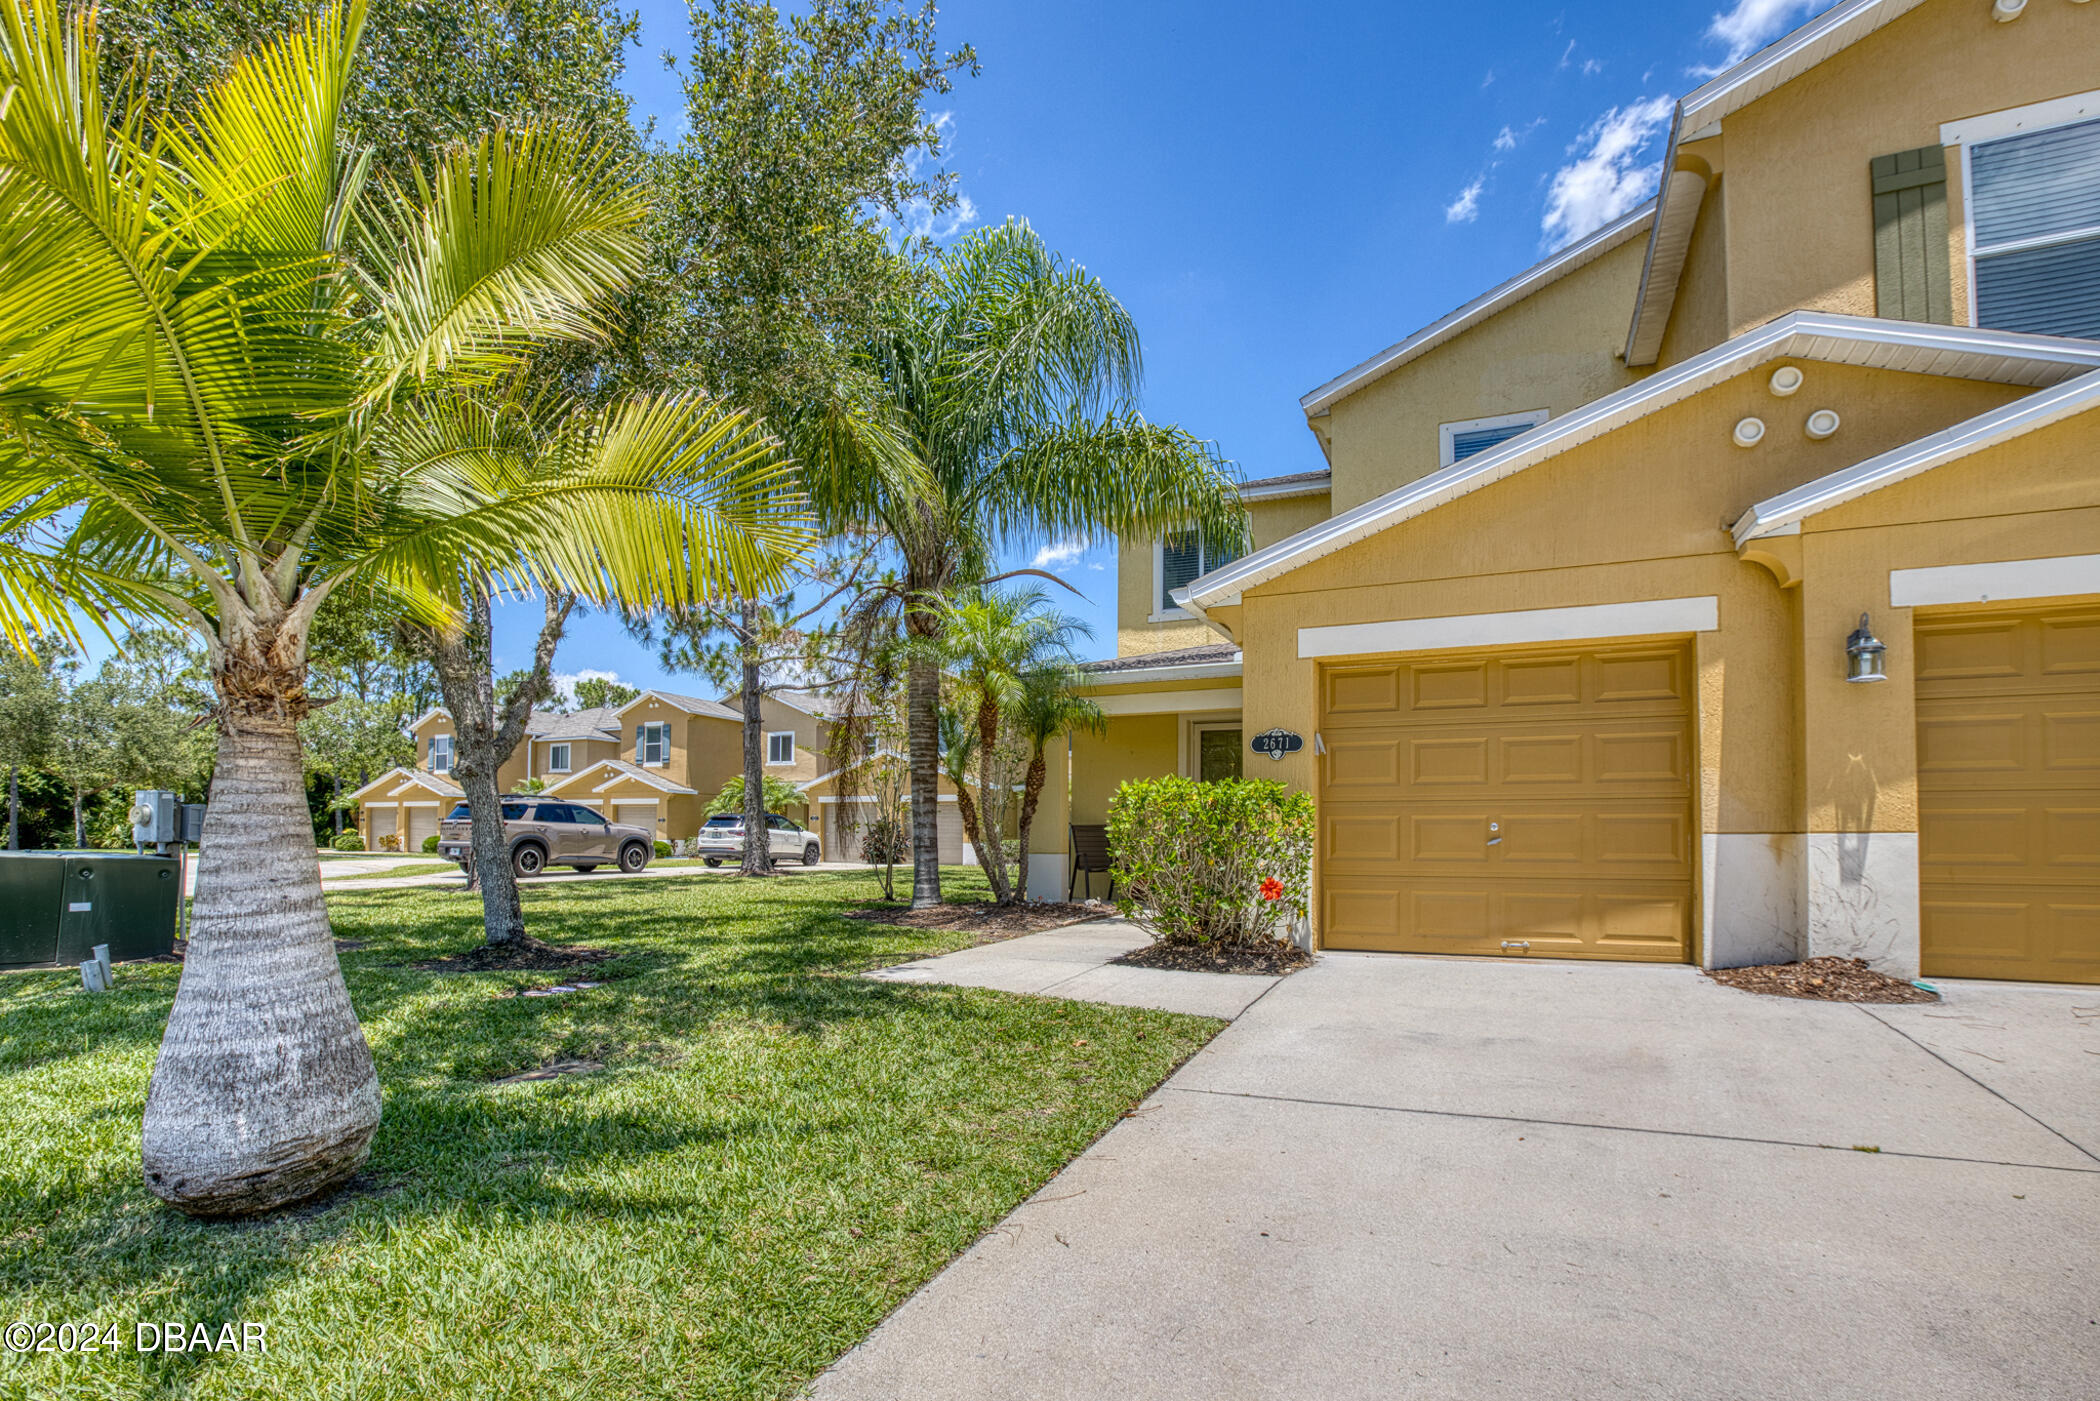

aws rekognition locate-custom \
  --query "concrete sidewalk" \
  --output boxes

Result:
[866,918,1279,1020]
[815,954,2100,1400]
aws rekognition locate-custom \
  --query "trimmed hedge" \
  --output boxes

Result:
[1107,776,1313,947]
[421,834,440,854]
[655,840,672,858]
[331,831,364,852]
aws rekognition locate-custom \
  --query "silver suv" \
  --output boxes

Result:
[694,812,822,867]
[438,798,654,877]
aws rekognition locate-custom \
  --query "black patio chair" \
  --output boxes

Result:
[1068,823,1115,900]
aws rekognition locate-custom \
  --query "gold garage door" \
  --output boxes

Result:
[1917,606,2100,984]
[1319,641,1695,961]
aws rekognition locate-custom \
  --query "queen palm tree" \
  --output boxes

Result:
[0,0,808,1215]
[1011,655,1104,906]
[941,585,1090,904]
[807,220,1246,908]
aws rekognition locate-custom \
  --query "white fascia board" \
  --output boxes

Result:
[1942,88,2100,149]
[1092,687,1244,717]
[1080,658,1244,688]
[1677,0,1928,131]
[1891,554,2100,609]
[1298,202,1656,418]
[1732,370,2100,545]
[1239,475,1333,502]
[1299,597,1719,661]
[1194,314,2100,609]
[348,767,419,802]
[406,707,449,733]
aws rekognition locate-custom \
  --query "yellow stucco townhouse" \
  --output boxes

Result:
[1064,0,2100,984]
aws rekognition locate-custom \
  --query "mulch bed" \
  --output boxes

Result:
[1706,956,1938,1004]
[1114,940,1313,977]
[412,938,616,974]
[847,900,1108,942]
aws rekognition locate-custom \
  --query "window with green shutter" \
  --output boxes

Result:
[1872,145,1953,325]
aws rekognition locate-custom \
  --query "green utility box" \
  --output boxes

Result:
[0,852,181,971]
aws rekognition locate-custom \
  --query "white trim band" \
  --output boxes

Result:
[1890,554,2100,608]
[1092,687,1244,717]
[1298,596,1719,660]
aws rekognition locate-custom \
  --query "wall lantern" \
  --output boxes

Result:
[1845,613,1889,684]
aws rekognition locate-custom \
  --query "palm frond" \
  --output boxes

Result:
[365,127,646,402]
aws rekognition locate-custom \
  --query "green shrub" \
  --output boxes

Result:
[655,840,672,858]
[421,834,440,854]
[332,831,363,852]
[376,833,401,853]
[1107,776,1314,947]
[858,813,910,865]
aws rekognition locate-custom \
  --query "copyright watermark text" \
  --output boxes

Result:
[3,1320,266,1354]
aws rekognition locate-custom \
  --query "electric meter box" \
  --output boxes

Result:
[0,853,181,970]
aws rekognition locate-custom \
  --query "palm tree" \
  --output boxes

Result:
[0,0,808,1215]
[1011,658,1104,906]
[941,586,1090,903]
[807,220,1246,908]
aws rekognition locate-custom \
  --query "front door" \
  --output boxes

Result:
[1198,727,1243,782]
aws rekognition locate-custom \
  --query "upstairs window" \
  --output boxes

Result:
[1156,530,1241,617]
[767,731,796,765]
[1439,410,1549,467]
[548,742,571,773]
[427,734,453,773]
[636,721,670,767]
[1956,96,2100,340]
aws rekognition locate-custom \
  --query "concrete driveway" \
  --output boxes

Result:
[815,951,2100,1400]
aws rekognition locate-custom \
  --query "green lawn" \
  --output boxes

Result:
[0,870,1218,1400]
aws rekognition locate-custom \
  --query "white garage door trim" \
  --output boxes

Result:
[1890,554,2100,609]
[1299,596,1720,660]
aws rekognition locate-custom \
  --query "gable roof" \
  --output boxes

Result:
[1185,312,2100,614]
[613,690,743,722]
[769,689,842,720]
[1300,201,1656,419]
[1732,368,2100,543]
[1626,0,1933,364]
[348,766,463,803]
[543,758,699,797]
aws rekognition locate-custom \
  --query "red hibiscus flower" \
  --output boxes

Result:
[1259,877,1284,902]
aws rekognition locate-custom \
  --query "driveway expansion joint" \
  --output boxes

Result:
[1160,1085,2100,1175]
[1855,1004,2100,1166]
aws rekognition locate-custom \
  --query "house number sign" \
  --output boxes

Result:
[1249,728,1304,761]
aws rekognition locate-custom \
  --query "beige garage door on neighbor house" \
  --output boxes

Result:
[1916,606,2100,985]
[405,805,439,853]
[1318,640,1696,962]
[616,802,657,834]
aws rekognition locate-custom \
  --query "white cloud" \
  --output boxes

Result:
[1493,117,1545,153]
[1581,58,1604,77]
[548,668,622,708]
[1444,177,1486,225]
[1032,538,1087,570]
[896,111,979,243]
[1540,96,1674,251]
[1705,0,1830,66]
[1558,39,1578,70]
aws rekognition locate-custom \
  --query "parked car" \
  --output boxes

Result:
[437,798,654,877]
[694,812,822,867]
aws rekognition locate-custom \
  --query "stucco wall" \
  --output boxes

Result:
[1070,714,1180,826]
[1718,0,2097,336]
[1115,491,1332,657]
[1316,234,1653,515]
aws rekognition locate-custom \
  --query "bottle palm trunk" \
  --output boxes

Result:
[141,667,380,1216]
[906,637,943,909]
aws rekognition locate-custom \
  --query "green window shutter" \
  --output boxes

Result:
[1872,146,1953,324]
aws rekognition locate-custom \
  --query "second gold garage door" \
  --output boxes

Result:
[1917,606,2100,984]
[1319,640,1694,961]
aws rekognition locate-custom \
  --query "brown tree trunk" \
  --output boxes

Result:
[424,589,570,946]
[141,649,379,1217]
[738,596,772,877]
[905,602,944,909]
[1014,739,1049,907]
[973,695,1012,903]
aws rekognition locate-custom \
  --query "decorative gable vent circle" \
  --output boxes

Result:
[1733,417,1767,448]
[1805,409,1842,440]
[1769,365,1804,397]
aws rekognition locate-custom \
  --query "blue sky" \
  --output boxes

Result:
[509,0,1838,702]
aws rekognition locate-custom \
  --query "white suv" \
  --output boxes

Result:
[694,812,822,867]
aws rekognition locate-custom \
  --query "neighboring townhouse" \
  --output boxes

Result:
[350,706,624,850]
[1070,0,2100,984]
